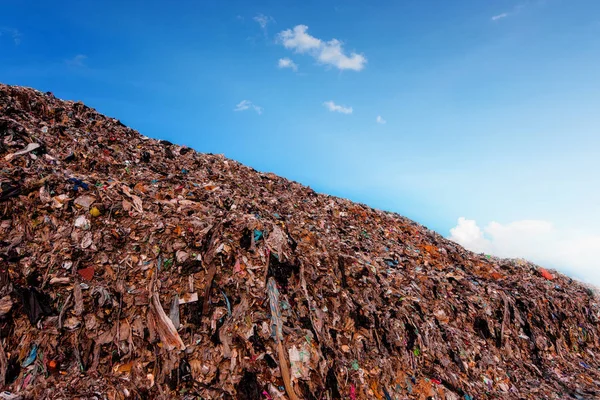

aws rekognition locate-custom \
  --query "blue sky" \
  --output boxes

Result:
[2,0,599,283]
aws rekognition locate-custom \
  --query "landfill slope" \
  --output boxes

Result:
[0,83,599,400]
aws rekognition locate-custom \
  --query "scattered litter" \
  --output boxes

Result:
[21,345,37,367]
[4,143,40,161]
[74,215,90,230]
[77,267,94,281]
[178,292,198,304]
[0,392,23,400]
[149,293,185,351]
[73,195,96,209]
[170,294,180,330]
[0,83,598,399]
[540,267,555,280]
[68,178,89,191]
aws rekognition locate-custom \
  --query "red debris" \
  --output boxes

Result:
[540,268,555,280]
[77,267,95,281]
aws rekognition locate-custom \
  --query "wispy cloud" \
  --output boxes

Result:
[234,100,263,115]
[323,101,353,114]
[491,1,535,22]
[448,217,600,285]
[0,27,21,45]
[254,13,275,34]
[278,25,367,71]
[491,13,509,21]
[376,115,386,124]
[66,54,87,67]
[278,57,298,72]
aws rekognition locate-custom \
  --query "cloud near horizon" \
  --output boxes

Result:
[448,217,600,285]
[323,101,353,114]
[234,100,263,114]
[376,115,386,124]
[278,25,367,71]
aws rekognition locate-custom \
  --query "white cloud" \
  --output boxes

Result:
[491,1,537,22]
[449,217,600,285]
[323,101,353,114]
[278,25,367,71]
[66,54,87,67]
[278,57,298,72]
[254,14,274,30]
[376,115,386,124]
[234,100,263,115]
[491,13,509,21]
[279,25,321,52]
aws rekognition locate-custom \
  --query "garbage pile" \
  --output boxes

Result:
[1,83,599,399]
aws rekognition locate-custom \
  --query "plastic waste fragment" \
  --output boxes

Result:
[4,143,40,161]
[350,384,357,400]
[170,294,180,330]
[222,290,232,317]
[262,390,273,400]
[149,293,185,351]
[288,345,311,380]
[68,178,89,191]
[0,392,23,400]
[73,195,96,209]
[74,215,90,230]
[21,345,37,367]
[580,361,590,369]
[178,292,198,304]
[77,267,94,281]
[383,386,392,400]
[384,259,399,268]
[540,268,555,280]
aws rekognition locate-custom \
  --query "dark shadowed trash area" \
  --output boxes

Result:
[1,83,600,399]
[16,288,53,326]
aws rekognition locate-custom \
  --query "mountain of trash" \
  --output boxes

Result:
[1,83,599,400]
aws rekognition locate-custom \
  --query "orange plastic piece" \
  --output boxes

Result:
[540,268,554,280]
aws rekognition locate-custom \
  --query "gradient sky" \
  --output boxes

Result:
[2,0,599,283]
